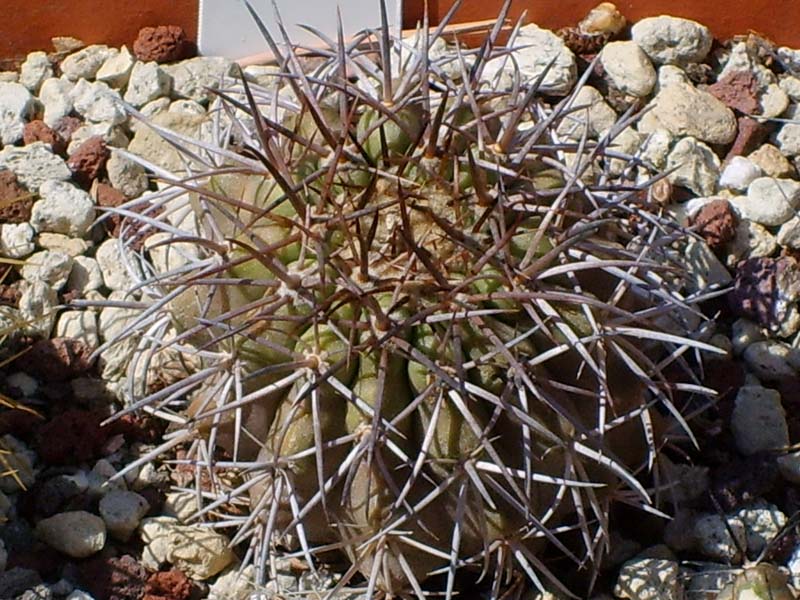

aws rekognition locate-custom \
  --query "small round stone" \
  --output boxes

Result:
[35,511,107,558]
[731,384,790,455]
[99,490,151,540]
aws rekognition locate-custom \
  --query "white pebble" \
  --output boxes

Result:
[0,142,71,192]
[60,45,116,81]
[632,16,711,65]
[39,77,76,127]
[56,310,99,348]
[743,340,799,381]
[70,79,126,125]
[31,180,96,237]
[666,137,720,196]
[124,61,172,108]
[87,458,127,497]
[66,256,104,293]
[140,516,236,579]
[37,232,91,257]
[0,82,34,145]
[20,250,74,291]
[67,121,129,154]
[106,149,149,198]
[18,279,58,337]
[96,46,135,89]
[480,25,577,95]
[95,237,144,291]
[600,41,656,97]
[0,222,35,259]
[6,372,38,396]
[731,318,766,355]
[208,565,256,600]
[36,511,107,558]
[719,156,762,191]
[19,51,53,93]
[162,56,234,103]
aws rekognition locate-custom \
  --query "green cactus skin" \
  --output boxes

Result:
[113,3,720,597]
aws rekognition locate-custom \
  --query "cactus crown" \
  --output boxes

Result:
[106,1,719,597]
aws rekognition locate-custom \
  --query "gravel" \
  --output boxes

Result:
[3,7,800,600]
[34,511,107,559]
[98,490,150,540]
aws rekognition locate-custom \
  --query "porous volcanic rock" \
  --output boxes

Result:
[133,26,195,64]
[79,554,149,600]
[67,136,110,188]
[36,409,108,466]
[144,569,193,600]
[23,120,66,155]
[729,256,800,331]
[692,199,738,249]
[19,337,95,381]
[708,71,761,115]
[51,115,83,147]
[0,169,33,224]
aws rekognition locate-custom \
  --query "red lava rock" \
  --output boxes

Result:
[94,181,126,236]
[23,120,67,155]
[0,283,21,307]
[6,548,64,581]
[692,198,738,249]
[107,413,164,444]
[94,181,127,210]
[707,70,761,114]
[17,337,95,382]
[0,408,41,438]
[728,256,800,330]
[726,116,770,159]
[68,136,110,187]
[729,257,778,327]
[133,25,196,63]
[0,169,33,224]
[35,409,108,465]
[59,288,84,305]
[51,115,83,146]
[144,569,193,600]
[94,182,162,250]
[79,555,150,600]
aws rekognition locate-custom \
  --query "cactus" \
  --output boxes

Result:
[104,1,722,597]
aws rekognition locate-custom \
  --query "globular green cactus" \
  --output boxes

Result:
[106,1,722,596]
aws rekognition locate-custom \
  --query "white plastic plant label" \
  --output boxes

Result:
[198,0,403,60]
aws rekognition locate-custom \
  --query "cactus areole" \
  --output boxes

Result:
[110,1,719,597]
